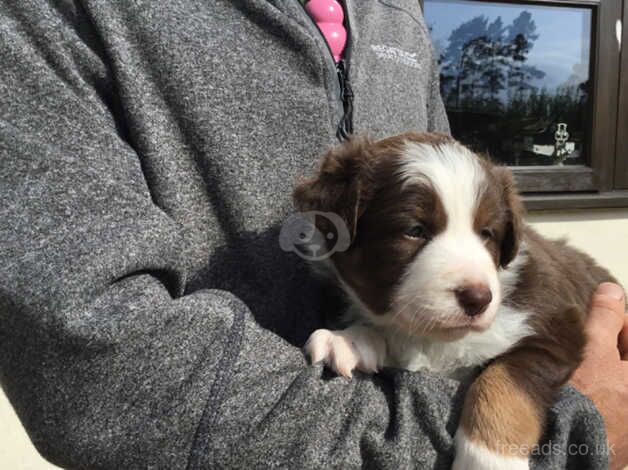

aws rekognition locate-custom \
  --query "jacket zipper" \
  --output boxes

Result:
[298,1,354,141]
[335,59,353,140]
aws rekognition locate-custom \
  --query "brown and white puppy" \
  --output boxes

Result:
[294,132,617,470]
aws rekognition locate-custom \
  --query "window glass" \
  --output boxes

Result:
[424,0,593,166]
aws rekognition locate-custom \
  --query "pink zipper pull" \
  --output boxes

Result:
[304,0,346,63]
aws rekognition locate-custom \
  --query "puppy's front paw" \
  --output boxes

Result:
[304,328,381,378]
[453,429,529,470]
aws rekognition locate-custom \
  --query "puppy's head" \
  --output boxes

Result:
[294,132,524,340]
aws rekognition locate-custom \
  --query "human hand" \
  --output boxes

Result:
[570,282,628,470]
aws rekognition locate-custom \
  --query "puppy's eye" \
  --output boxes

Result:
[480,228,495,241]
[405,224,428,240]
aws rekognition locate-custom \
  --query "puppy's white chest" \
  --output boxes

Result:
[383,305,533,377]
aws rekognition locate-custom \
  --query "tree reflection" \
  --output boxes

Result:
[435,11,588,166]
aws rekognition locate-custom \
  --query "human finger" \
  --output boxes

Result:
[585,283,626,350]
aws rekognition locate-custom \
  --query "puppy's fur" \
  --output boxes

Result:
[294,132,617,470]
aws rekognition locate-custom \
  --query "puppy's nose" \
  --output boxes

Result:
[455,285,492,317]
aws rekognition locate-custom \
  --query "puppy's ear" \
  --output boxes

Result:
[293,136,374,241]
[492,166,525,267]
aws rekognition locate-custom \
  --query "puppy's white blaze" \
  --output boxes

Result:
[399,141,487,230]
[393,141,499,328]
[453,429,530,470]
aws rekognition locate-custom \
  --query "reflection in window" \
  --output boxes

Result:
[424,0,592,166]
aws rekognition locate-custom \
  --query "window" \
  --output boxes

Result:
[423,0,628,209]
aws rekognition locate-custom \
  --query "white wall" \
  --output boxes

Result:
[1,209,627,470]
[528,209,628,286]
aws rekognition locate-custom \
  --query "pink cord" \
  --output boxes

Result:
[304,0,347,63]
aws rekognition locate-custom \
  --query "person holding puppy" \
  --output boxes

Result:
[0,1,626,469]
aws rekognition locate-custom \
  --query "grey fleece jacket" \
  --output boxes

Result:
[0,1,609,469]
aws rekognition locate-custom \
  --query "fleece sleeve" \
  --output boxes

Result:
[0,2,608,470]
[0,2,248,468]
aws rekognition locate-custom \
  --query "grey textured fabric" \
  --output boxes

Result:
[0,1,608,469]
